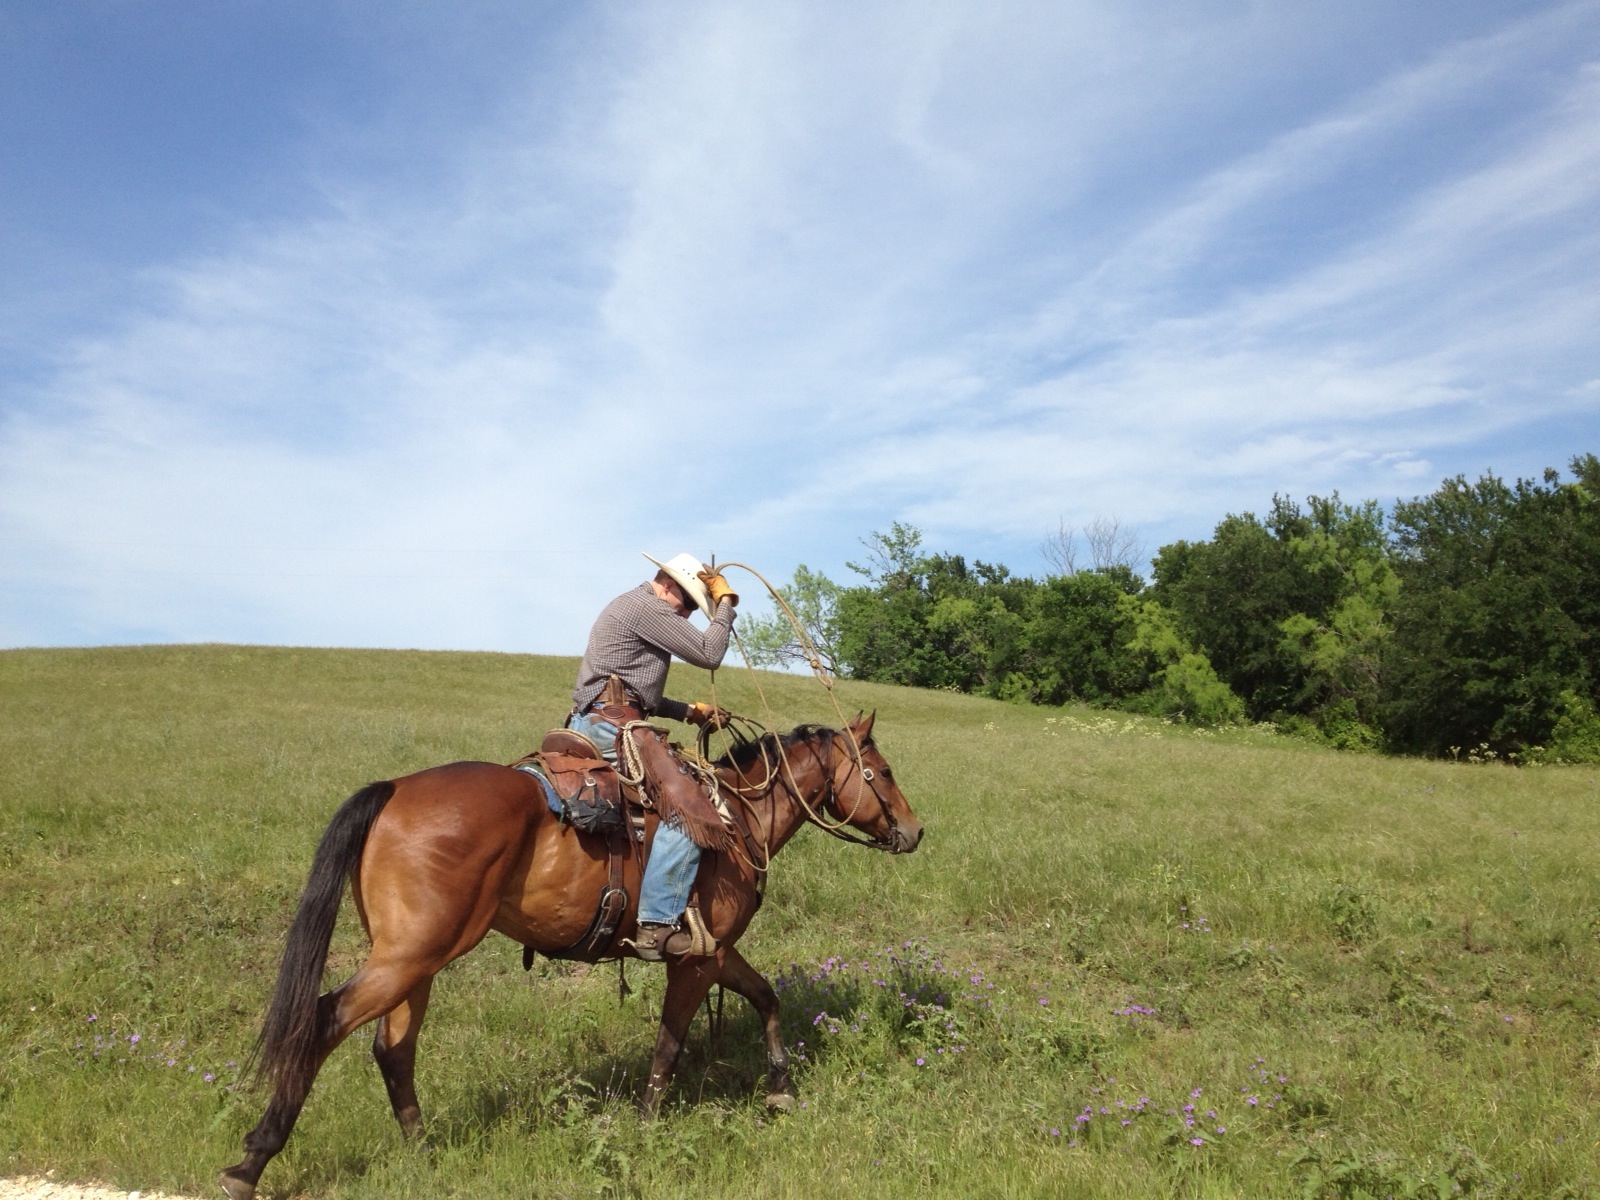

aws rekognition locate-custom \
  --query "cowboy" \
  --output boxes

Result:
[568,553,739,960]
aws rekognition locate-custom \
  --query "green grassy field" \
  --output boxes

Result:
[2,645,1598,1198]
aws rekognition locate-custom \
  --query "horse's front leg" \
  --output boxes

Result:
[641,955,719,1118]
[717,946,794,1111]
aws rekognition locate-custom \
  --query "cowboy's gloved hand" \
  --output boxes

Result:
[685,702,732,729]
[697,569,739,608]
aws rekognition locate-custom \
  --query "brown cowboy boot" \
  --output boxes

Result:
[629,921,692,962]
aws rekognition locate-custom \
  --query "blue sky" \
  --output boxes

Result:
[2,0,1597,653]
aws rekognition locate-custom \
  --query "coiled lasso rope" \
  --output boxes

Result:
[702,560,873,836]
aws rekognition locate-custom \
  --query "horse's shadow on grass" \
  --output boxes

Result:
[420,993,777,1152]
[335,950,954,1170]
[275,958,953,1196]
[262,943,979,1200]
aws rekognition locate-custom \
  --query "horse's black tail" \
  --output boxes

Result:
[250,780,395,1095]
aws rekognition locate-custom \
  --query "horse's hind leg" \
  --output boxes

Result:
[372,976,434,1140]
[223,959,433,1200]
[717,947,794,1112]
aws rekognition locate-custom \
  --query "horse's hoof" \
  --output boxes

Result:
[398,1107,425,1142]
[765,1092,795,1114]
[218,1170,256,1200]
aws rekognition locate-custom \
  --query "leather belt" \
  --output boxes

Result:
[575,674,648,727]
[580,700,646,725]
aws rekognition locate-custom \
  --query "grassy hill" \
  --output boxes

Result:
[2,645,1597,1198]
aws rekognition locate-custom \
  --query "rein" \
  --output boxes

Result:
[705,720,902,854]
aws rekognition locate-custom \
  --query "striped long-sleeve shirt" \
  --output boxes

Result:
[571,583,736,720]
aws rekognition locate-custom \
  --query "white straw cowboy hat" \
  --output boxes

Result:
[642,552,714,617]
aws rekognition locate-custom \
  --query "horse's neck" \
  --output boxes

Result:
[723,743,825,856]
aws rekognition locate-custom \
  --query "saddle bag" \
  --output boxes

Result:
[529,749,625,835]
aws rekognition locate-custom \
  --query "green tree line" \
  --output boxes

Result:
[742,454,1600,762]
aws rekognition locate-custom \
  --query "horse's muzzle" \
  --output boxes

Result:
[892,819,924,854]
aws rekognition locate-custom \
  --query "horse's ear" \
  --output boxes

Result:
[851,709,877,740]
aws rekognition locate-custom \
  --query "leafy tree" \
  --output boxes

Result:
[737,565,845,674]
[1121,597,1245,725]
[751,454,1597,762]
[835,531,1031,692]
[832,525,980,689]
[1382,456,1600,757]
[1537,690,1600,764]
[1151,510,1322,717]
[1152,494,1394,740]
[833,525,1153,706]
[846,522,926,587]
[1006,567,1148,705]
[1273,501,1397,748]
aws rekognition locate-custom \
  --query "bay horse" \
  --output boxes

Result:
[220,711,922,1200]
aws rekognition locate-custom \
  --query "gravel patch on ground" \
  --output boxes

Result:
[0,1178,203,1200]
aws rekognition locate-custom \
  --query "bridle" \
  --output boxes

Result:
[793,728,904,853]
[708,721,905,854]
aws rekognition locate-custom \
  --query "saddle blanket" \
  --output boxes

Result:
[513,761,565,816]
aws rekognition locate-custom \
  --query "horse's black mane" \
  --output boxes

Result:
[715,723,841,771]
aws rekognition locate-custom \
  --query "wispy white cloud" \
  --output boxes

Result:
[3,0,1597,649]
[789,4,1600,542]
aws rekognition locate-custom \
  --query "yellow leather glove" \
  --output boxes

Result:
[685,702,732,729]
[697,569,739,608]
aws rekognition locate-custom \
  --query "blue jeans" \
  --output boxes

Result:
[567,711,702,926]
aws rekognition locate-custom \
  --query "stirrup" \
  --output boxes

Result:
[681,904,718,957]
[623,922,689,962]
